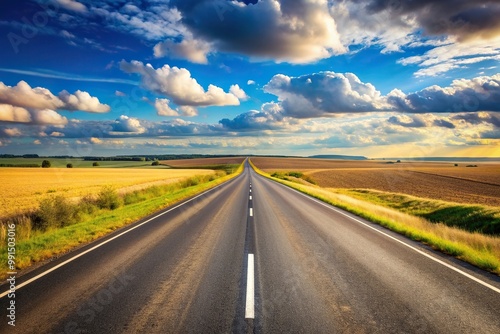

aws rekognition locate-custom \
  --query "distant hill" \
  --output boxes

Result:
[309,155,367,160]
[382,157,500,162]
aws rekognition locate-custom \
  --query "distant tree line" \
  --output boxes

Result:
[82,154,245,162]
[0,154,40,158]
[0,164,40,168]
[83,156,147,162]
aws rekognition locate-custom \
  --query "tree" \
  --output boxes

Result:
[42,160,51,168]
[151,161,160,166]
[67,163,73,168]
[93,162,100,167]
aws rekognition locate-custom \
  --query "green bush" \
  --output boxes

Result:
[79,195,98,215]
[67,163,73,168]
[189,176,200,186]
[34,195,78,230]
[93,162,100,167]
[271,171,316,185]
[288,171,303,178]
[151,161,160,166]
[96,186,122,210]
[42,160,51,168]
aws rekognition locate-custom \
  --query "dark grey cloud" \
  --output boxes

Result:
[37,116,227,140]
[218,102,300,131]
[169,0,344,63]
[452,112,500,127]
[355,0,500,42]
[478,129,500,139]
[219,111,277,131]
[433,119,456,129]
[388,115,427,128]
[151,119,222,137]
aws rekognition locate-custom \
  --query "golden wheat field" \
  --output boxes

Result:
[251,157,500,206]
[0,168,214,218]
[162,157,246,167]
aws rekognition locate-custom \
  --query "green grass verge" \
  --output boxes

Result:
[249,159,500,275]
[334,189,500,235]
[270,171,317,185]
[0,163,244,279]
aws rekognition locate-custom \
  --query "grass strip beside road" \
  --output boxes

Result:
[334,189,500,235]
[0,163,244,279]
[249,159,500,275]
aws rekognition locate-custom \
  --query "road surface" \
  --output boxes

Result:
[1,160,500,333]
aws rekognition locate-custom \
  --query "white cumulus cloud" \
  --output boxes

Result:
[120,60,243,110]
[229,84,249,101]
[155,98,180,117]
[154,37,212,64]
[264,72,389,117]
[0,81,110,113]
[111,115,146,134]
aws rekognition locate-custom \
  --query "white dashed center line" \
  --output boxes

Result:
[245,254,255,319]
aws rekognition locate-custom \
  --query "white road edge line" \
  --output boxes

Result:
[249,208,253,217]
[245,254,255,319]
[272,178,500,295]
[0,176,238,298]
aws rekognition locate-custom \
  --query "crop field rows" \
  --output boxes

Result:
[252,157,500,207]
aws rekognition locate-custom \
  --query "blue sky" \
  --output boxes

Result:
[0,0,499,158]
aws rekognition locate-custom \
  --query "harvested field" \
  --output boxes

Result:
[0,168,214,218]
[162,157,246,167]
[410,166,500,186]
[251,157,453,171]
[314,169,500,207]
[251,157,500,207]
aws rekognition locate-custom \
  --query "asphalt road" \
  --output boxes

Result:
[1,160,500,333]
